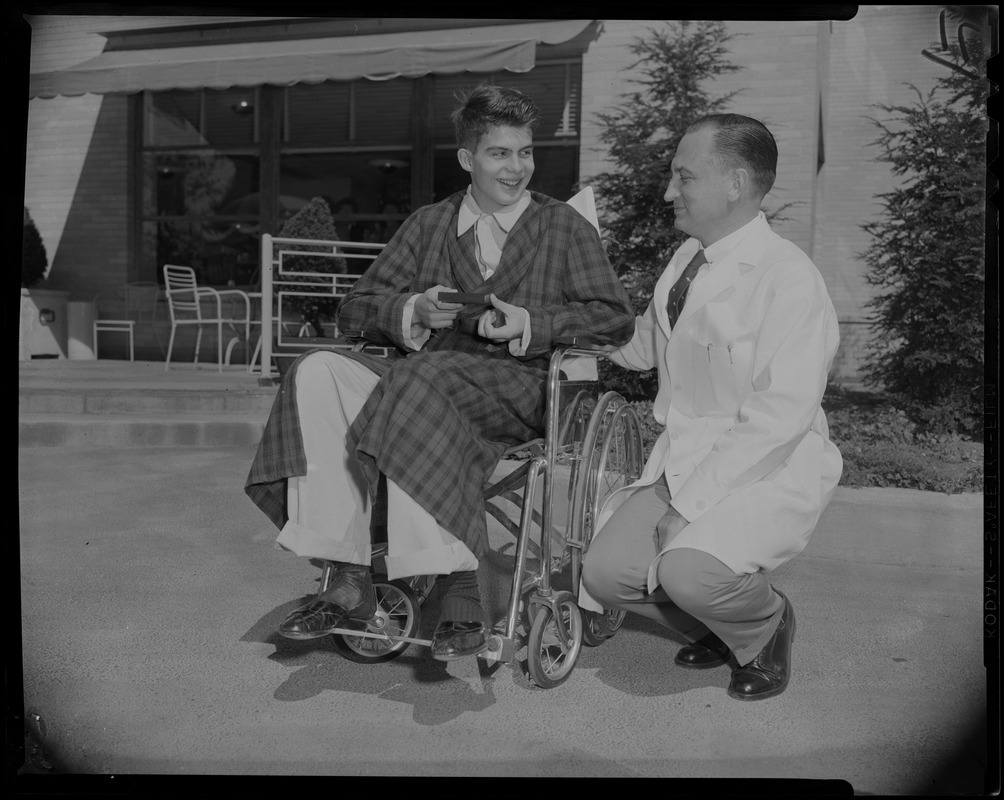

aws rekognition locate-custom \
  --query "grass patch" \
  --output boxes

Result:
[627,384,983,495]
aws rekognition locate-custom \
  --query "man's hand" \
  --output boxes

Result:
[655,504,689,551]
[478,293,528,341]
[414,285,464,330]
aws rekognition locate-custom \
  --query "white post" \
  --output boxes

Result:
[260,233,274,382]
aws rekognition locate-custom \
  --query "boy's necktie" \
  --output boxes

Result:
[666,248,707,329]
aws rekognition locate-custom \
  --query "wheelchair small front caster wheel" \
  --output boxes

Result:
[526,590,583,688]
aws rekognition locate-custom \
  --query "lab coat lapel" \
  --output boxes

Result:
[673,255,744,328]
[673,218,771,329]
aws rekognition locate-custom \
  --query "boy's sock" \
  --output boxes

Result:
[436,570,484,623]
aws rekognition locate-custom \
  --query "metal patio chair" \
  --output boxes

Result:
[162,264,252,372]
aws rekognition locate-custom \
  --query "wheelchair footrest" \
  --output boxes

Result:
[478,633,516,664]
[328,626,432,648]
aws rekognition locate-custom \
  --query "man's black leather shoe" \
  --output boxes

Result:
[430,621,489,661]
[727,591,796,701]
[278,563,377,640]
[674,631,732,669]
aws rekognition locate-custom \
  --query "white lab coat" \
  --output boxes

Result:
[580,213,842,610]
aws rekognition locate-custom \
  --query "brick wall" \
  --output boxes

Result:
[25,11,963,376]
[24,14,271,299]
[581,19,821,255]
[579,10,951,382]
[814,6,946,322]
[24,94,105,290]
[40,95,131,301]
[579,21,639,184]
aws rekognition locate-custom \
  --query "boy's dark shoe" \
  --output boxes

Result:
[278,563,377,639]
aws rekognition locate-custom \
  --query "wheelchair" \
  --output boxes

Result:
[315,336,645,688]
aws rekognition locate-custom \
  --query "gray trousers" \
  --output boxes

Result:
[581,479,784,666]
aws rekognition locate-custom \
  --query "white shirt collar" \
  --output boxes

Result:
[702,212,765,265]
[457,187,532,237]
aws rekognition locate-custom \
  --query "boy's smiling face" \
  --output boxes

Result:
[458,125,534,213]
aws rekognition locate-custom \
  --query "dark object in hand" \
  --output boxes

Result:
[439,292,492,304]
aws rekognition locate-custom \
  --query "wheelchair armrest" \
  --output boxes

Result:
[553,336,618,356]
[340,329,395,351]
[341,329,393,345]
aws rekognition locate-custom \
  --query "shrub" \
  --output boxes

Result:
[277,197,347,336]
[821,385,982,493]
[859,31,988,437]
[630,390,983,495]
[22,207,48,289]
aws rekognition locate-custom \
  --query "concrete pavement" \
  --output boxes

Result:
[14,360,992,792]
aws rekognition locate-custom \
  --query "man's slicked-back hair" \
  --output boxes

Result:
[451,83,540,151]
[686,113,778,198]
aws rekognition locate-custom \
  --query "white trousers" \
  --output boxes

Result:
[274,351,479,580]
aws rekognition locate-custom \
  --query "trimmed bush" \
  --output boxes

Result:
[630,390,983,495]
[277,197,347,336]
[22,207,48,288]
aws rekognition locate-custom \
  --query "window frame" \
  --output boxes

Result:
[135,59,582,288]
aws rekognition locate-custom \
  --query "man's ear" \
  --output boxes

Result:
[729,168,749,202]
[457,148,473,174]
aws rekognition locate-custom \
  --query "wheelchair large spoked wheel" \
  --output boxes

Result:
[582,606,627,646]
[569,392,645,646]
[331,578,420,663]
[526,590,583,688]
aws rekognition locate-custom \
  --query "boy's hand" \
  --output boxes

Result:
[414,285,463,329]
[478,294,527,341]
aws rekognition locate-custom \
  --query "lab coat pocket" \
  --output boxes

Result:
[689,339,753,414]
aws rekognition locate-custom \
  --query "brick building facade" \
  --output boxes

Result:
[22,10,966,380]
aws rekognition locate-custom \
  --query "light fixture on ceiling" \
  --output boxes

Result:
[369,158,409,174]
[231,99,254,115]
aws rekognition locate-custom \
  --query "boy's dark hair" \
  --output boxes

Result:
[451,83,540,151]
[687,113,778,197]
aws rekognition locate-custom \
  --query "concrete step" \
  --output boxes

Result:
[19,362,278,448]
[19,386,278,416]
[19,412,268,449]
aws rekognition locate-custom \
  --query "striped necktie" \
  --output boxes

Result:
[666,248,707,329]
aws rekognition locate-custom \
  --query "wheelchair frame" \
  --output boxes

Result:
[315,340,645,688]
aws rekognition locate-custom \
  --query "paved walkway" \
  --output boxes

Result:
[14,360,992,793]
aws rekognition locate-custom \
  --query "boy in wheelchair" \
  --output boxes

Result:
[246,84,635,661]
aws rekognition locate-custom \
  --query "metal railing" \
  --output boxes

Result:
[256,233,386,378]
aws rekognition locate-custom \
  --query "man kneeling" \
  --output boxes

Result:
[581,114,842,700]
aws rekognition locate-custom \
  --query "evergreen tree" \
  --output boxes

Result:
[587,21,742,398]
[860,23,990,436]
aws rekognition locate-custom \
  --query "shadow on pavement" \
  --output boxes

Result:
[240,599,503,724]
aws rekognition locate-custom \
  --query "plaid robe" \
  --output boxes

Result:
[246,190,634,559]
